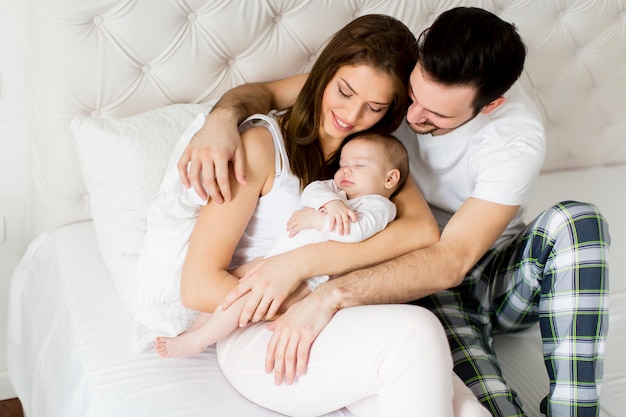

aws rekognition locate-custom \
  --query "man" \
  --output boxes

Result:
[178,7,610,417]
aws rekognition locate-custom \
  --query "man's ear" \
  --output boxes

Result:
[385,169,401,189]
[480,96,506,115]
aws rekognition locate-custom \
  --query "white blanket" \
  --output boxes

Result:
[7,221,356,417]
[132,113,208,350]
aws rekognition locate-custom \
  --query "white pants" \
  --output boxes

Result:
[217,304,489,417]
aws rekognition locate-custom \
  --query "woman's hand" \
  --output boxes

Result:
[229,257,263,279]
[177,109,248,203]
[218,253,306,326]
[264,288,339,385]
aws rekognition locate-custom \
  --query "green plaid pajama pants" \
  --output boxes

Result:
[415,201,610,417]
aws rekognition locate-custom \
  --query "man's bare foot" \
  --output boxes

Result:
[155,335,207,358]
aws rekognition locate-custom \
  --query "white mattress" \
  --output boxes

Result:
[6,221,354,417]
[7,180,626,416]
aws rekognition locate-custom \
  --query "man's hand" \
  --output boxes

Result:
[177,110,248,202]
[176,75,307,201]
[264,288,339,385]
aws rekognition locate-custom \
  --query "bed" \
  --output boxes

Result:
[7,1,626,416]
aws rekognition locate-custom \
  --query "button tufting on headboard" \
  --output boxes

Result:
[28,0,626,236]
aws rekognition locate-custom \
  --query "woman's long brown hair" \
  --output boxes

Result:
[281,14,419,188]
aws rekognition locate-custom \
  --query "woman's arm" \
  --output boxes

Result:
[219,177,438,319]
[309,176,439,272]
[180,126,277,312]
[178,74,308,202]
[249,176,437,281]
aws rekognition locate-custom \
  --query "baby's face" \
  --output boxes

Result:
[334,139,391,199]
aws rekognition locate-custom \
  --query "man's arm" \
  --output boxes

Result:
[219,177,439,326]
[323,197,519,305]
[177,74,308,201]
[264,197,519,384]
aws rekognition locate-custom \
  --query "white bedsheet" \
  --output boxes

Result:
[7,172,626,417]
[6,221,355,417]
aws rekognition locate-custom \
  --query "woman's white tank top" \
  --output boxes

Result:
[229,113,302,268]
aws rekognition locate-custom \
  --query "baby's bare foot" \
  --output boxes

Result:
[155,336,173,357]
[154,334,206,358]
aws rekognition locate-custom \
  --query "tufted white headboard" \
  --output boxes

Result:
[30,0,626,236]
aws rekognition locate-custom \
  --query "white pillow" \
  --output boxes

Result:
[71,102,214,310]
[134,113,209,350]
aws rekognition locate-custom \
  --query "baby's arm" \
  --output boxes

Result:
[298,180,356,235]
[321,196,396,243]
[286,207,325,237]
[300,179,343,208]
[286,199,356,237]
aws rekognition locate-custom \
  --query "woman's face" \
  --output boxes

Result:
[319,64,395,155]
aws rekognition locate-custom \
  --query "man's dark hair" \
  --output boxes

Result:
[418,7,526,114]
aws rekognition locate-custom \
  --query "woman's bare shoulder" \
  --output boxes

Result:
[240,125,277,176]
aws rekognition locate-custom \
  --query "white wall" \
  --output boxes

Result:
[0,0,32,400]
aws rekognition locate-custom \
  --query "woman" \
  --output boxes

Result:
[180,14,488,417]
[156,132,409,357]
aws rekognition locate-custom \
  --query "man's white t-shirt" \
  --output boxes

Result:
[394,83,546,245]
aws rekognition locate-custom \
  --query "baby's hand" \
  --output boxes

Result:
[287,207,324,237]
[321,200,356,235]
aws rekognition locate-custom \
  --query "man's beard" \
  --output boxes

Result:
[408,121,439,135]
[407,114,477,136]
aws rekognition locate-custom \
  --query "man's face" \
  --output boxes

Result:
[406,63,477,136]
